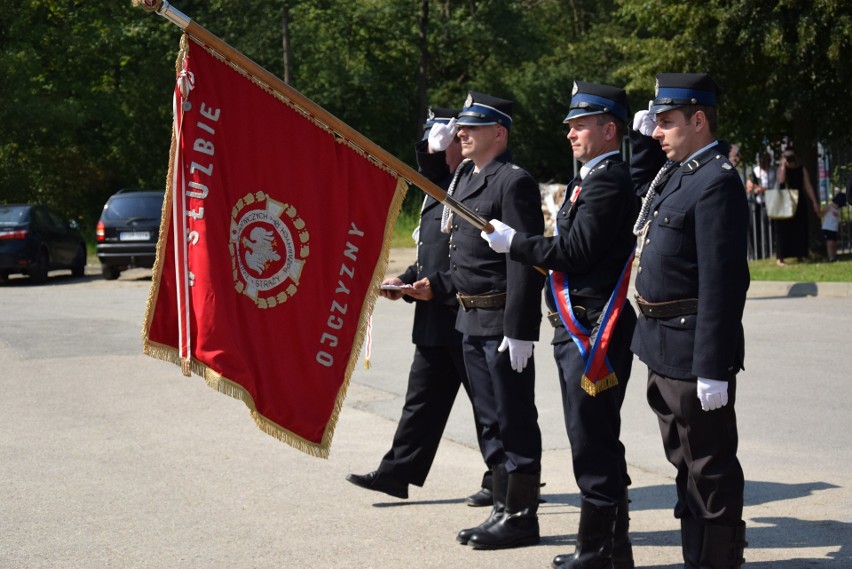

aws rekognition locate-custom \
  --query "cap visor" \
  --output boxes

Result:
[650,103,682,115]
[564,109,604,123]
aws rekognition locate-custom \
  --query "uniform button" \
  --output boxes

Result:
[453,265,458,270]
[638,266,642,273]
[452,244,457,250]
[664,217,670,224]
[645,238,650,245]
[419,241,423,246]
[653,211,659,218]
[680,317,686,325]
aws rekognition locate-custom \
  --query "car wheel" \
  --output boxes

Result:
[72,245,87,277]
[101,265,121,280]
[29,249,49,284]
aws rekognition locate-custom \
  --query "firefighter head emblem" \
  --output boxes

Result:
[229,191,309,308]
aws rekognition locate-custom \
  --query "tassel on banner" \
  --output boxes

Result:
[363,315,372,369]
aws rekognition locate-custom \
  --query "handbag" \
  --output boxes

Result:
[765,187,799,220]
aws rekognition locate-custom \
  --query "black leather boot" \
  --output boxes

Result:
[551,500,617,568]
[457,464,506,544]
[612,493,634,569]
[700,522,747,568]
[680,515,704,569]
[468,471,541,550]
[465,469,494,507]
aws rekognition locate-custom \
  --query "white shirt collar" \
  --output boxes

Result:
[579,150,620,180]
[682,141,719,165]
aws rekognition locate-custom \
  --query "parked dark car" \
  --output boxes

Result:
[96,189,165,280]
[0,204,87,283]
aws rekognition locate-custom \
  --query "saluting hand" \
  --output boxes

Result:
[428,118,458,152]
[632,101,656,137]
[481,219,516,253]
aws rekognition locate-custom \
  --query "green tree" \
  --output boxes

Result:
[610,0,852,160]
[0,1,176,231]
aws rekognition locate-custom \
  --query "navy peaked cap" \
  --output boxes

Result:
[651,72,721,115]
[564,81,630,123]
[456,91,513,129]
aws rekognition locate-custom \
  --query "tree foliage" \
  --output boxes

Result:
[1,0,851,229]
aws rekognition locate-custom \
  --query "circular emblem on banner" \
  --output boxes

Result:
[229,191,310,309]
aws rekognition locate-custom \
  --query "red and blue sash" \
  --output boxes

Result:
[549,182,635,396]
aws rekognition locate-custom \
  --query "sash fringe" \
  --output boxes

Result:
[581,372,619,397]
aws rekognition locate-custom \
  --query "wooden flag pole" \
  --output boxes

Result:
[131,0,493,234]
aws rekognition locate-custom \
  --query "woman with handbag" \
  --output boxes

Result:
[774,148,820,266]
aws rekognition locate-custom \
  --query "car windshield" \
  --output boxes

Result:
[0,206,30,227]
[102,194,164,222]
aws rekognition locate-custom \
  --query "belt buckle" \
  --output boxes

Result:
[456,292,469,312]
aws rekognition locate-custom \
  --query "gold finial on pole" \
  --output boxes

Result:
[131,0,163,12]
[131,0,190,29]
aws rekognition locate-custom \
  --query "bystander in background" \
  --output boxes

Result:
[821,192,847,262]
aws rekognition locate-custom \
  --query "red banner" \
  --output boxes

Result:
[143,36,407,457]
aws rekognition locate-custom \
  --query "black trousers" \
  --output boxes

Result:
[647,370,744,525]
[462,334,541,474]
[553,310,633,507]
[378,344,485,486]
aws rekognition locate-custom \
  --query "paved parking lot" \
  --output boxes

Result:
[0,257,850,568]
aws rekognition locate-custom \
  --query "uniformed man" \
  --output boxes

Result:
[482,81,638,569]
[436,91,545,550]
[346,107,492,505]
[630,73,749,569]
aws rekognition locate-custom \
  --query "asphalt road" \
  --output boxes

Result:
[0,258,850,568]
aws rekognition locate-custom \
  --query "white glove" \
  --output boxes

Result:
[428,117,458,152]
[632,101,656,136]
[481,219,516,253]
[498,336,533,373]
[697,377,729,411]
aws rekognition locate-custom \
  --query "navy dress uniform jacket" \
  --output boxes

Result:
[631,136,750,381]
[510,157,638,344]
[443,151,545,340]
[397,141,462,347]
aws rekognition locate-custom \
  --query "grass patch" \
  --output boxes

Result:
[390,207,420,248]
[749,254,852,282]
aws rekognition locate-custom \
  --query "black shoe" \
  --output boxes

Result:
[346,471,408,499]
[465,487,493,507]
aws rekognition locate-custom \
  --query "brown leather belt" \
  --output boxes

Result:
[546,307,586,328]
[456,291,507,311]
[635,295,698,318]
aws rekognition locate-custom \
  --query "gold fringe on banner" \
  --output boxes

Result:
[141,35,410,457]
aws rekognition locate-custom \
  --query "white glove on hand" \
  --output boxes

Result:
[632,101,656,136]
[481,219,516,253]
[697,377,729,411]
[498,336,533,373]
[428,117,458,152]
